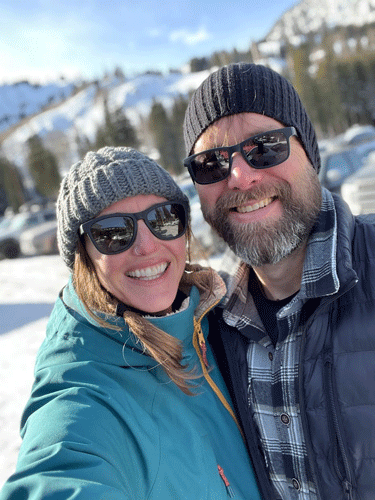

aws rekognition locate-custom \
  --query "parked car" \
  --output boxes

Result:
[340,152,375,215]
[0,206,56,259]
[319,139,375,194]
[340,124,375,146]
[20,219,58,257]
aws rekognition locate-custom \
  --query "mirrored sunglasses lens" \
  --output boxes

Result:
[90,216,134,253]
[190,151,230,184]
[147,203,185,239]
[243,130,289,168]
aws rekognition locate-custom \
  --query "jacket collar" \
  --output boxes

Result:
[221,188,358,328]
[60,265,226,354]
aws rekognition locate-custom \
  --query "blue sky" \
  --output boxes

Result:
[1,0,298,84]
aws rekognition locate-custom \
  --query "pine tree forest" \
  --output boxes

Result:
[3,22,375,213]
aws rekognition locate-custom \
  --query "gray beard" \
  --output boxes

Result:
[202,178,321,267]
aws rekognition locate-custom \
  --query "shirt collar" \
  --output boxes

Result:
[221,188,340,327]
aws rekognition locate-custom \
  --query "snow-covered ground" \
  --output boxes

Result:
[0,255,70,486]
[0,250,233,487]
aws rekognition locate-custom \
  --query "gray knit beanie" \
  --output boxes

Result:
[57,146,189,269]
[183,62,320,172]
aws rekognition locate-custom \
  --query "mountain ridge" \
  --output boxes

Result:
[266,0,375,42]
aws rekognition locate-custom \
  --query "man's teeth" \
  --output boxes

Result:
[126,263,168,280]
[237,197,273,213]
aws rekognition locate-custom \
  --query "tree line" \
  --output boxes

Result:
[3,21,375,214]
[0,94,189,215]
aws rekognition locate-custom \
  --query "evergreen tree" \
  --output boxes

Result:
[95,99,139,149]
[288,44,327,135]
[170,95,189,174]
[149,100,175,172]
[75,134,93,158]
[189,57,209,72]
[114,66,126,81]
[315,42,349,135]
[148,96,189,174]
[27,135,61,199]
[0,157,26,214]
[111,107,139,147]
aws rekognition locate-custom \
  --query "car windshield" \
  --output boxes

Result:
[0,217,12,231]
[6,213,39,232]
[325,151,355,176]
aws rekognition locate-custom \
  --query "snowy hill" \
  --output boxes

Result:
[0,80,76,135]
[0,70,212,188]
[266,0,375,43]
[2,0,375,183]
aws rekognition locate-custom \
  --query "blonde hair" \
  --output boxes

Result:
[73,231,208,395]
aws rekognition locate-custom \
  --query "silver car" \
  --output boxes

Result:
[20,219,58,256]
[341,152,375,215]
[0,207,56,259]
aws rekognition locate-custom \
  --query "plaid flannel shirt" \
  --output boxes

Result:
[221,188,340,499]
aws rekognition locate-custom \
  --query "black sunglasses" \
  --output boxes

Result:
[79,200,189,255]
[184,127,297,185]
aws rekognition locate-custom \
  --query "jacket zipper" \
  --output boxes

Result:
[193,301,243,499]
[193,315,243,436]
[298,278,357,500]
[325,359,354,500]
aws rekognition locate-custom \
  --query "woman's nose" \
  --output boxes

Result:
[132,221,159,256]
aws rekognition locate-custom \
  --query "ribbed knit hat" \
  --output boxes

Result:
[57,146,189,269]
[183,62,320,172]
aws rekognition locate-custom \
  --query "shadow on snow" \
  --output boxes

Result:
[0,303,55,335]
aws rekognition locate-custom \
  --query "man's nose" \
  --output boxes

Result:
[227,152,264,190]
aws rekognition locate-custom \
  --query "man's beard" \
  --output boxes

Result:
[201,171,322,267]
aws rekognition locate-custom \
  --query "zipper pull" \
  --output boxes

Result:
[343,480,353,500]
[194,318,209,368]
[217,465,235,498]
[200,338,209,368]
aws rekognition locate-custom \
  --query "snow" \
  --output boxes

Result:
[0,70,211,174]
[266,0,375,42]
[0,81,76,133]
[0,255,69,486]
[0,249,232,487]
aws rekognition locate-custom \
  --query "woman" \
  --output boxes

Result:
[0,147,261,500]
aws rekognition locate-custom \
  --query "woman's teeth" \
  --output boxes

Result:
[236,197,274,213]
[126,263,168,280]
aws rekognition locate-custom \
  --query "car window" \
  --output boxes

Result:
[7,214,28,231]
[0,218,12,231]
[347,131,375,145]
[326,152,352,176]
[44,212,56,221]
[25,215,40,228]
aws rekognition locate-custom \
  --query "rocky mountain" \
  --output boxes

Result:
[2,0,375,183]
[266,0,375,43]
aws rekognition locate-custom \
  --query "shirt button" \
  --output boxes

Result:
[268,352,273,361]
[292,478,301,490]
[280,413,290,425]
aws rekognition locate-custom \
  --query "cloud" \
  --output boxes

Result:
[169,26,211,46]
[149,28,162,38]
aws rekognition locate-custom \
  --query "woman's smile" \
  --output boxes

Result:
[125,262,169,280]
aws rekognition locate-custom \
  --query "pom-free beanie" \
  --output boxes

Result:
[57,146,189,269]
[183,62,320,172]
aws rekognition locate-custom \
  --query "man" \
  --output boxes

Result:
[183,62,375,500]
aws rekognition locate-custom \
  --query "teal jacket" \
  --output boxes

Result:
[0,268,261,500]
